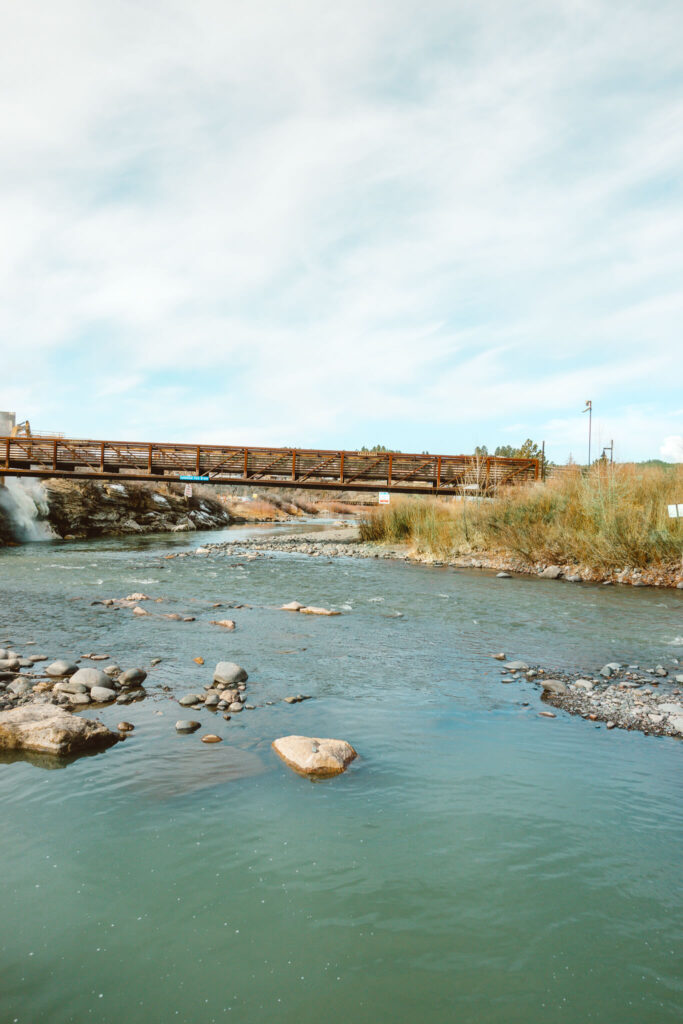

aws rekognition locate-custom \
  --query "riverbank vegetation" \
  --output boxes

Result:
[359,464,683,571]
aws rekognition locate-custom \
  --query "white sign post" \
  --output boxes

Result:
[378,491,390,505]
[184,484,193,499]
[667,503,683,518]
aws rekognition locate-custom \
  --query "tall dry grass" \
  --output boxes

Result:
[359,464,683,569]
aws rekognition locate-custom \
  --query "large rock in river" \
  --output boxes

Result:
[46,660,79,678]
[0,705,119,755]
[272,735,357,778]
[213,662,248,686]
[69,667,111,690]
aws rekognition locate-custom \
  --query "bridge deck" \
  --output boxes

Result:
[1,436,538,494]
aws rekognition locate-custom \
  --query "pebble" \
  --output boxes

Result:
[201,734,222,743]
[228,703,243,713]
[539,711,556,718]
[117,722,135,732]
[176,720,201,733]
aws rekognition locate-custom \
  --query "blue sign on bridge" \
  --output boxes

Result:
[179,475,210,482]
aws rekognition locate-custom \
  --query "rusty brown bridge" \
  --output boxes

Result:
[0,435,538,495]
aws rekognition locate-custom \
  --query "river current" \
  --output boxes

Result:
[1,522,681,1023]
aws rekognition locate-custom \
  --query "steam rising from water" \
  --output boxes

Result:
[0,478,55,542]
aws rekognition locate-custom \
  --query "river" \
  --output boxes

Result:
[1,522,682,1023]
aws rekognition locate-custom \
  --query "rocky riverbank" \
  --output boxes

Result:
[0,478,238,543]
[494,655,683,739]
[179,525,683,589]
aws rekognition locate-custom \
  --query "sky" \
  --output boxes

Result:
[1,0,682,463]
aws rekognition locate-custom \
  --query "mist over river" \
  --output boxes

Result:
[1,522,682,1023]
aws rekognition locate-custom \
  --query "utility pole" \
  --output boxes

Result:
[541,440,546,481]
[583,400,592,466]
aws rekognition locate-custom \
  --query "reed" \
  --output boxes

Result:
[359,464,683,569]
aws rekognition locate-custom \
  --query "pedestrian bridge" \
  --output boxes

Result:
[0,434,538,495]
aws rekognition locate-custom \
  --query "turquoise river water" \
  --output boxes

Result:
[0,522,681,1023]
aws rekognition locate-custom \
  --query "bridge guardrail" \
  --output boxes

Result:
[1,436,538,494]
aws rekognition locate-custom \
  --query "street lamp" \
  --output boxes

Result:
[583,400,592,465]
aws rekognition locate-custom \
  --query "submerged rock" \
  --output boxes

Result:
[299,606,341,616]
[0,704,118,755]
[272,735,357,777]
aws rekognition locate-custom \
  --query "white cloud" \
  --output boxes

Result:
[661,436,683,462]
[0,0,682,462]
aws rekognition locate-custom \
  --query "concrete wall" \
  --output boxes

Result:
[0,411,16,435]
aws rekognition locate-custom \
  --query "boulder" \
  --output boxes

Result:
[8,677,32,696]
[658,702,683,716]
[272,735,357,778]
[213,662,248,686]
[496,572,511,579]
[668,716,683,736]
[0,658,21,671]
[69,692,91,705]
[210,620,236,630]
[280,602,304,611]
[573,679,594,691]
[90,686,117,703]
[299,607,341,616]
[46,660,79,678]
[69,667,111,690]
[0,704,118,755]
[201,734,222,743]
[176,720,201,733]
[179,694,202,706]
[118,668,147,687]
[539,565,562,579]
[504,661,529,672]
[540,679,567,695]
[57,680,87,694]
